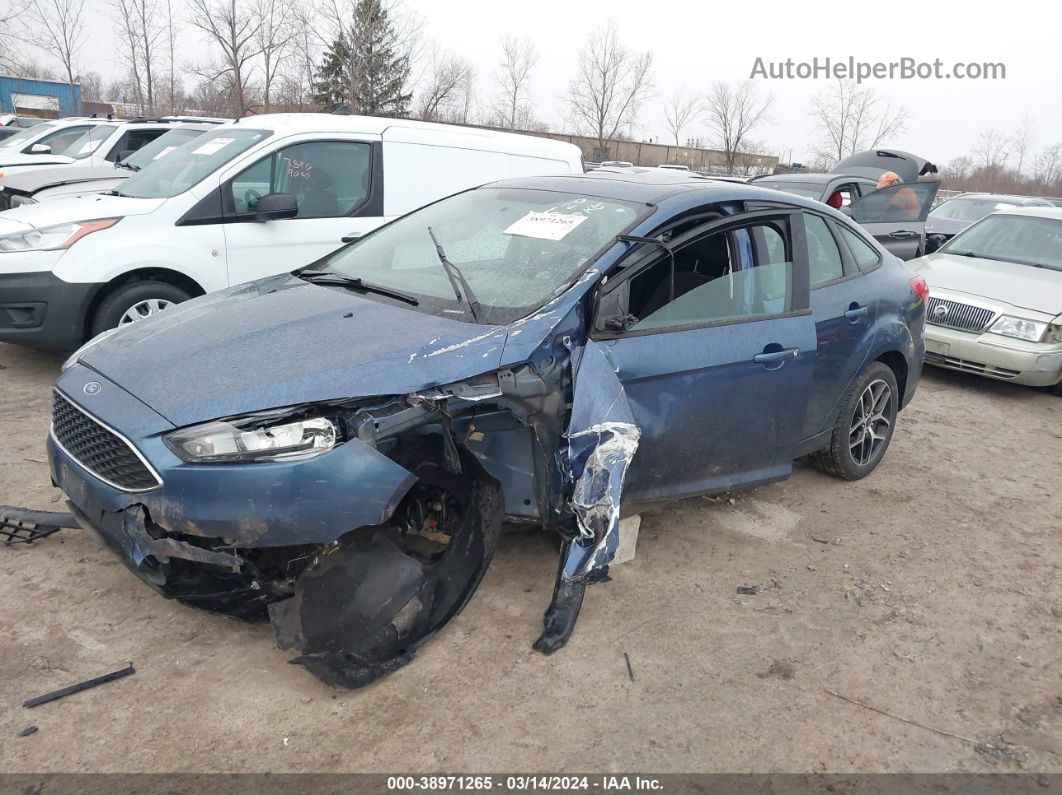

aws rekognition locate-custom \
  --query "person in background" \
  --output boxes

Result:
[877,170,921,220]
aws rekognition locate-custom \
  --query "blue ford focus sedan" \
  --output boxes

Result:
[49,170,927,688]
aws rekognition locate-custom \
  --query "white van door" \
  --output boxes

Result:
[221,136,382,286]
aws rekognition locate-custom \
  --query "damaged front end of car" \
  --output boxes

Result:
[47,318,641,689]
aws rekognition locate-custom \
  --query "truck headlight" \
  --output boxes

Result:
[988,316,1049,342]
[0,218,119,252]
[165,416,338,463]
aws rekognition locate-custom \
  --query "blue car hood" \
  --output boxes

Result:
[80,275,510,427]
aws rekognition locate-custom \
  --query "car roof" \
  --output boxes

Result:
[751,173,871,184]
[994,206,1062,220]
[216,113,581,159]
[951,193,1052,205]
[488,170,831,210]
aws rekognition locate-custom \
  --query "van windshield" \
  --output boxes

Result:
[123,128,207,169]
[65,124,117,159]
[0,122,56,150]
[310,187,643,324]
[117,129,271,199]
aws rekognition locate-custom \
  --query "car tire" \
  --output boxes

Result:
[811,361,900,481]
[91,280,191,336]
[1051,379,1062,397]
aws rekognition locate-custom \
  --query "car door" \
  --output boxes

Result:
[221,136,381,286]
[592,209,817,502]
[846,181,940,260]
[799,212,877,441]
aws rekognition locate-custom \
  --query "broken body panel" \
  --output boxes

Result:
[46,175,925,688]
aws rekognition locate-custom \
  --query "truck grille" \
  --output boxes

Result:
[51,392,161,491]
[926,297,995,333]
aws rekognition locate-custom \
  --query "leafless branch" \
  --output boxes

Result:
[703,80,773,173]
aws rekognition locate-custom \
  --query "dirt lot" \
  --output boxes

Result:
[1,340,1060,774]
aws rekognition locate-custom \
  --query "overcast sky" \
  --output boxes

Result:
[76,0,1061,165]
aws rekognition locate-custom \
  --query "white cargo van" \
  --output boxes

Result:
[0,113,582,349]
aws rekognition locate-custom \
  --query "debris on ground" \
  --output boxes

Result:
[737,585,760,595]
[18,726,38,737]
[623,652,635,682]
[23,663,135,708]
[1,506,79,545]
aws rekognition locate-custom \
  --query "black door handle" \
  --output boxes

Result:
[888,230,918,239]
[844,304,868,321]
[753,347,800,367]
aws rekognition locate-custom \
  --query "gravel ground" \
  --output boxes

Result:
[1,341,1059,774]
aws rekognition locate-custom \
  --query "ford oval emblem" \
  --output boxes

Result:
[83,381,102,396]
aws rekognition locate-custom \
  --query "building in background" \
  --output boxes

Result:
[0,76,81,119]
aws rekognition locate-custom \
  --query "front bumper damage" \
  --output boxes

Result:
[44,332,641,689]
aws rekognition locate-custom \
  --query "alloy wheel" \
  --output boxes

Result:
[849,378,893,467]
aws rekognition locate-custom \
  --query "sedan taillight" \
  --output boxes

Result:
[909,275,929,304]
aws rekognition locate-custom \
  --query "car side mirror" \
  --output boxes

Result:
[255,193,298,222]
[593,282,632,334]
[29,143,51,154]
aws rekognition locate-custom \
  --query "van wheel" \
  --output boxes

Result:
[91,281,191,336]
[811,361,899,481]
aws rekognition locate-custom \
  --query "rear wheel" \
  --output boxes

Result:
[91,280,191,337]
[811,361,899,480]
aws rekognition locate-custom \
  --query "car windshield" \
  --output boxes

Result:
[314,187,644,324]
[122,128,207,169]
[943,214,1062,271]
[117,128,271,199]
[929,196,1019,222]
[65,124,117,160]
[0,121,55,149]
[754,180,822,199]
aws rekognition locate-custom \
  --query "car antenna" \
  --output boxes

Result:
[427,226,482,323]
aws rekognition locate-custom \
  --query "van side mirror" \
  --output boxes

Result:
[30,143,51,154]
[255,193,298,222]
[593,282,632,334]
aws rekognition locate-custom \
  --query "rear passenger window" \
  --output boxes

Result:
[838,226,881,272]
[228,140,372,219]
[803,214,844,285]
[625,221,792,331]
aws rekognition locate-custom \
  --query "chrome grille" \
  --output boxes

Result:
[926,297,995,333]
[51,392,161,491]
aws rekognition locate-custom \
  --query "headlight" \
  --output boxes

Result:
[988,315,1048,342]
[165,416,338,463]
[0,217,119,252]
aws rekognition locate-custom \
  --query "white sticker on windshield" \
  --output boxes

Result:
[994,202,1014,210]
[78,141,101,155]
[192,137,235,156]
[504,211,588,241]
[153,146,178,160]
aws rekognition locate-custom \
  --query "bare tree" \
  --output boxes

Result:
[972,129,1011,173]
[489,34,538,130]
[703,80,773,173]
[162,0,180,112]
[187,0,262,116]
[0,0,30,72]
[19,0,88,113]
[254,0,296,112]
[942,155,973,181]
[662,86,701,147]
[566,21,653,157]
[1011,115,1035,177]
[1033,143,1062,187]
[809,80,907,166]
[416,48,475,122]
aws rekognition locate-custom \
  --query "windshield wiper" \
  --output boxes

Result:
[299,270,419,306]
[114,160,140,172]
[427,226,482,323]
